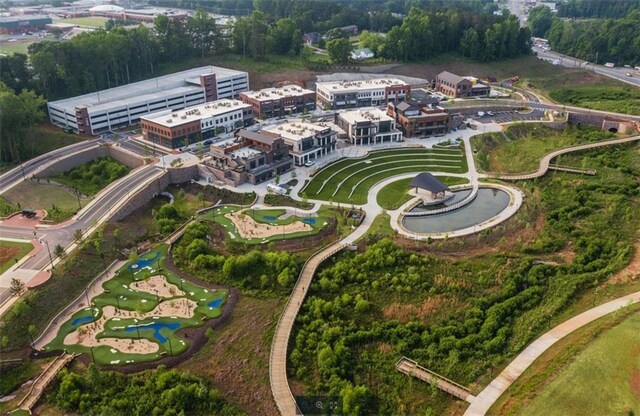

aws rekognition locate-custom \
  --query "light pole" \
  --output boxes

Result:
[43,240,54,270]
[133,318,140,340]
[85,287,91,308]
[167,337,173,356]
[179,278,184,292]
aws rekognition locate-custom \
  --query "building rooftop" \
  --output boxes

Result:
[317,78,408,93]
[410,172,448,193]
[231,147,262,159]
[49,66,247,114]
[241,85,314,102]
[263,120,334,142]
[237,129,280,146]
[340,108,393,125]
[123,8,188,17]
[437,71,466,85]
[0,14,51,22]
[141,99,251,127]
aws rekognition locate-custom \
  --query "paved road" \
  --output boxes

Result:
[0,139,100,194]
[533,46,640,88]
[488,135,640,181]
[0,165,164,306]
[464,290,640,416]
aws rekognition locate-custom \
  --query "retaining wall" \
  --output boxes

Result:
[34,146,143,178]
[110,165,199,222]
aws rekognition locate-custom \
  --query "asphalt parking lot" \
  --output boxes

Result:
[469,109,547,124]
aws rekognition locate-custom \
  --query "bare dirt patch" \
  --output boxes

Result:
[383,296,464,323]
[609,242,640,285]
[0,246,21,264]
[226,210,312,239]
[130,275,184,298]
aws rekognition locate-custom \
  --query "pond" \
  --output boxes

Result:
[208,298,224,308]
[402,188,510,234]
[71,315,94,326]
[124,321,181,343]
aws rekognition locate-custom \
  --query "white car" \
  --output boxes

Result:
[304,160,315,167]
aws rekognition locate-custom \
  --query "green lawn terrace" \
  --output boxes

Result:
[302,146,468,204]
[45,244,228,366]
[199,206,334,244]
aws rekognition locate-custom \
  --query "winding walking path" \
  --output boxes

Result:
[486,135,640,181]
[464,290,640,415]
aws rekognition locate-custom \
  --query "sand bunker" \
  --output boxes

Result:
[130,275,184,298]
[63,298,197,354]
[226,210,312,239]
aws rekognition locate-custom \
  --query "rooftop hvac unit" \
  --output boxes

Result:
[181,115,187,119]
[172,114,178,117]
[166,119,172,123]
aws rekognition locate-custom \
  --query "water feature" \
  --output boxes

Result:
[124,321,181,343]
[128,252,161,270]
[302,218,316,225]
[208,298,224,308]
[71,315,94,326]
[403,188,510,234]
[262,216,277,221]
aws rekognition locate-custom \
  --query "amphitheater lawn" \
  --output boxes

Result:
[303,147,467,204]
[376,176,469,210]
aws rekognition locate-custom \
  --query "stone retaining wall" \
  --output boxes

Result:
[110,165,199,222]
[34,146,143,178]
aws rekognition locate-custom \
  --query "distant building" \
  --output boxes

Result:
[340,25,358,36]
[316,78,410,110]
[435,71,490,98]
[406,88,441,107]
[335,108,402,145]
[0,15,51,34]
[206,129,292,186]
[262,120,337,165]
[89,6,189,22]
[387,102,451,138]
[140,99,254,149]
[303,32,320,45]
[351,48,374,60]
[47,66,249,135]
[240,85,316,119]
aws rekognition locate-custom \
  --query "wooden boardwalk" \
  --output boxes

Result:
[396,357,476,403]
[488,135,640,181]
[548,164,596,175]
[17,353,76,412]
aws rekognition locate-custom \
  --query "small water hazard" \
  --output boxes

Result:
[128,252,161,271]
[124,321,181,343]
[208,298,224,308]
[71,315,94,326]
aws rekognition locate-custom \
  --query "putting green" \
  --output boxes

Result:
[45,244,228,365]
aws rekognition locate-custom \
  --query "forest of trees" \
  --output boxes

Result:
[533,9,640,65]
[289,143,640,414]
[0,82,46,164]
[50,365,246,415]
[557,0,640,18]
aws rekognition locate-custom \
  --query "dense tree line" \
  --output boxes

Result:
[557,0,640,18]
[289,144,639,414]
[545,11,640,66]
[231,11,302,58]
[22,9,221,100]
[50,365,246,415]
[0,82,46,164]
[371,7,530,62]
[173,221,300,292]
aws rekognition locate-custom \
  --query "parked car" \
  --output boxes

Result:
[486,111,494,116]
[203,139,213,145]
[626,73,633,77]
[304,160,315,167]
[477,111,486,117]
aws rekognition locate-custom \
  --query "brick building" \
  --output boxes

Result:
[206,130,292,185]
[435,71,491,98]
[240,85,316,119]
[387,102,451,138]
[140,99,254,149]
[316,78,410,110]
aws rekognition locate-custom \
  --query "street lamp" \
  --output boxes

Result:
[133,318,140,340]
[179,278,184,292]
[167,337,173,356]
[42,240,54,270]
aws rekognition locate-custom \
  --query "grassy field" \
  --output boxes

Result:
[549,86,640,115]
[52,157,129,196]
[303,147,467,204]
[53,17,108,28]
[472,124,615,173]
[376,176,469,210]
[3,181,84,222]
[45,244,228,365]
[0,240,33,275]
[519,311,640,416]
[263,193,314,209]
[200,205,334,244]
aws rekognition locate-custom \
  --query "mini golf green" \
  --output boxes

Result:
[45,244,228,365]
